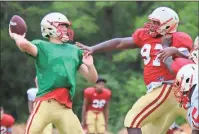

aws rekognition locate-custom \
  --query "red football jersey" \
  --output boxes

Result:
[0,114,15,134]
[132,28,193,85]
[84,87,111,111]
[171,58,194,75]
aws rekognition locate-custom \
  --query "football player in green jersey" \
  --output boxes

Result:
[9,12,98,134]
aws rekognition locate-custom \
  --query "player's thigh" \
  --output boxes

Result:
[124,84,175,128]
[51,100,83,134]
[25,101,52,134]
[141,122,156,134]
[42,123,53,134]
[96,112,106,133]
[142,107,178,134]
[86,111,97,133]
[56,109,83,134]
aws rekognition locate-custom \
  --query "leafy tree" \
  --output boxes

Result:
[0,1,198,132]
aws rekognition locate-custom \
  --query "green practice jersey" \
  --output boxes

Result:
[31,40,83,100]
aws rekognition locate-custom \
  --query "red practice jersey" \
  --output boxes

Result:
[171,58,194,75]
[0,114,15,134]
[84,87,111,111]
[132,28,193,85]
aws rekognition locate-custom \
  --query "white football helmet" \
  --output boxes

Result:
[40,12,73,42]
[194,36,198,49]
[145,7,179,37]
[174,64,198,108]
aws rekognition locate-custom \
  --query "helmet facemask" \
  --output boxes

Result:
[41,12,74,43]
[144,17,178,37]
[144,19,160,37]
[144,7,179,37]
[173,74,194,109]
[47,21,74,42]
[174,64,198,109]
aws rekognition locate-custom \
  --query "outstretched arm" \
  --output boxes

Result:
[91,37,137,53]
[76,37,138,54]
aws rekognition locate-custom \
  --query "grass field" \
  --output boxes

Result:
[12,123,191,134]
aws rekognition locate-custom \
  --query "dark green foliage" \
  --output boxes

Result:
[0,1,198,132]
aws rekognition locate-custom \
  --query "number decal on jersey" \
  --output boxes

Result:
[0,126,7,134]
[92,99,106,108]
[141,44,151,65]
[141,44,163,66]
[153,44,163,66]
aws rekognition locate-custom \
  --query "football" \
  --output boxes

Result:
[9,15,27,35]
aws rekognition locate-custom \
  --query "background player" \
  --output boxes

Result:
[81,77,111,134]
[9,12,98,134]
[162,34,198,134]
[27,77,53,134]
[173,64,199,134]
[159,32,198,134]
[0,107,15,134]
[76,7,193,134]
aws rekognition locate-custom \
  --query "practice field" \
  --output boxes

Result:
[12,123,191,134]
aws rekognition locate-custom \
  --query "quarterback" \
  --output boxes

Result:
[76,7,193,134]
[81,77,111,134]
[9,12,98,134]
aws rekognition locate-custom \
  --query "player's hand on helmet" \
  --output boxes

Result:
[82,52,94,66]
[76,42,93,55]
[161,34,173,48]
[9,26,26,40]
[157,47,178,62]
